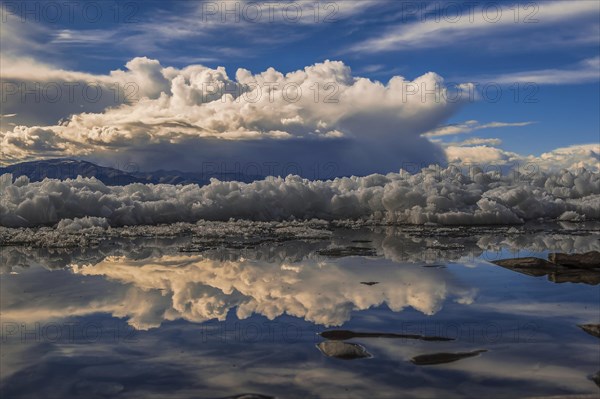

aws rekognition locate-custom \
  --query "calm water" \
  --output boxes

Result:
[1,224,599,398]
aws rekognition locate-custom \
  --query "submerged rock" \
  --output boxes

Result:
[317,341,372,360]
[410,350,487,366]
[578,324,600,338]
[548,251,600,269]
[317,246,377,257]
[320,330,454,341]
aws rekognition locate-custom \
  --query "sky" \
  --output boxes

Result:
[0,0,599,175]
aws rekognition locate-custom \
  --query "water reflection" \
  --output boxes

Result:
[1,225,599,398]
[2,253,477,329]
[2,223,599,273]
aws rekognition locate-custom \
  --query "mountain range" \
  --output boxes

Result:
[0,159,263,186]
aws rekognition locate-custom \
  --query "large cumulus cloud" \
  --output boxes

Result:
[445,143,600,171]
[1,58,468,174]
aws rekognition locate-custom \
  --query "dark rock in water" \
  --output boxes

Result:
[548,251,600,269]
[422,264,447,268]
[492,257,600,285]
[592,371,600,388]
[317,341,372,360]
[410,350,487,365]
[320,330,454,342]
[492,257,562,277]
[493,257,556,269]
[578,324,600,338]
[360,281,379,286]
[317,246,377,257]
[217,395,275,399]
[549,270,600,285]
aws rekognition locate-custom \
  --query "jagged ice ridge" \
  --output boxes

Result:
[1,166,598,227]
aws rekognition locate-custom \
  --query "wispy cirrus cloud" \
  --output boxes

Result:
[423,120,535,138]
[482,57,600,85]
[452,137,503,147]
[350,1,599,53]
[2,1,386,68]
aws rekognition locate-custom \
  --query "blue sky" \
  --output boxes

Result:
[1,0,599,173]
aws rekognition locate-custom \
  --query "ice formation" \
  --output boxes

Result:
[2,222,598,270]
[1,166,598,227]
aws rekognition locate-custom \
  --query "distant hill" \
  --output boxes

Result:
[0,159,146,186]
[0,159,263,186]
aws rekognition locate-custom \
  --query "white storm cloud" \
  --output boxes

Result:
[445,143,600,172]
[1,58,467,174]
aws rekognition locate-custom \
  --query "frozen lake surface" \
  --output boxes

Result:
[1,222,599,398]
